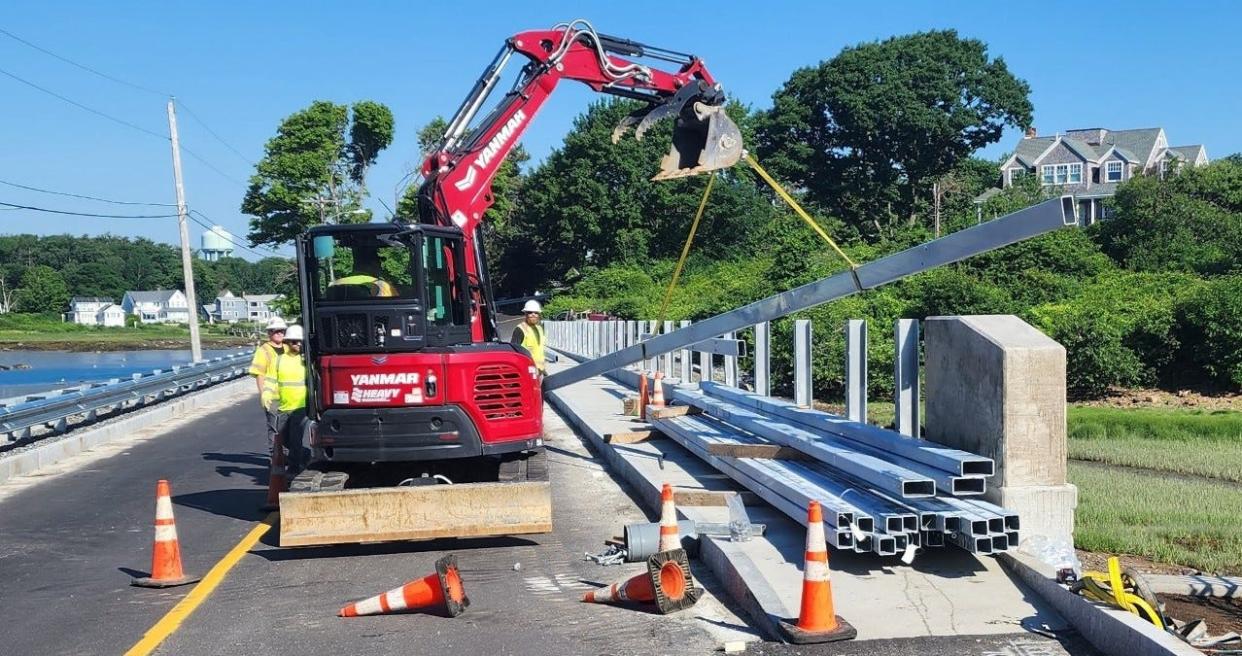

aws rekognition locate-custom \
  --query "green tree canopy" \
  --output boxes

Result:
[755,30,1032,235]
[243,100,395,247]
[14,264,69,313]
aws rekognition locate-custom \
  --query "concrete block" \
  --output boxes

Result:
[924,315,1074,543]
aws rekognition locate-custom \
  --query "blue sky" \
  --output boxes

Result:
[1,1,1238,259]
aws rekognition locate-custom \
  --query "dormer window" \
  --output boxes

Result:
[1106,161,1123,182]
[1041,163,1082,185]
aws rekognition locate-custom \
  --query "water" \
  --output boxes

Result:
[0,348,247,400]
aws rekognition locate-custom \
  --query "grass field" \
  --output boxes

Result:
[1068,406,1242,482]
[1067,405,1242,574]
[1070,462,1242,574]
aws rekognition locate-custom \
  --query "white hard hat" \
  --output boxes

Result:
[522,300,543,314]
[265,317,288,331]
[285,324,304,341]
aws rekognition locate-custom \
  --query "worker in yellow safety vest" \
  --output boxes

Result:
[250,317,288,449]
[328,245,397,298]
[510,300,547,375]
[263,324,309,472]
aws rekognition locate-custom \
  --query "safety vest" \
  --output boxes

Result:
[248,341,284,377]
[518,323,546,372]
[330,274,397,298]
[263,352,307,413]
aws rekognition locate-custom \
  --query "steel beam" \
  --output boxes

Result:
[753,321,770,396]
[794,319,812,407]
[544,197,1076,391]
[895,319,920,437]
[689,338,747,357]
[662,320,675,374]
[678,320,692,382]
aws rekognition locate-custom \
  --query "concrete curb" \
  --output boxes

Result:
[999,552,1201,656]
[0,377,250,485]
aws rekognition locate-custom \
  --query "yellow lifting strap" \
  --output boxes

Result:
[742,152,863,290]
[656,172,716,326]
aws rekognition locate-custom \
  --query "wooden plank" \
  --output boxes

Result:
[278,481,552,547]
[705,443,811,460]
[646,405,702,420]
[604,430,663,444]
[672,488,762,507]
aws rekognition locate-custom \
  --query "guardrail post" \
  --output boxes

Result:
[846,319,868,423]
[679,320,692,383]
[662,321,674,375]
[643,320,657,373]
[895,318,920,437]
[626,321,637,368]
[754,321,770,396]
[723,331,738,387]
[794,319,812,407]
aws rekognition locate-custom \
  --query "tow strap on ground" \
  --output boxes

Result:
[743,152,864,291]
[1071,556,1166,629]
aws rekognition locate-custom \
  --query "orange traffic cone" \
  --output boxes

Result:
[657,483,681,552]
[132,480,201,588]
[339,555,469,618]
[262,430,287,511]
[582,548,699,614]
[651,372,666,409]
[779,501,856,643]
[638,371,650,420]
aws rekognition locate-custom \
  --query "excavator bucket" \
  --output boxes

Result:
[612,85,744,181]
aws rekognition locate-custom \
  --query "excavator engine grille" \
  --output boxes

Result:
[473,364,525,421]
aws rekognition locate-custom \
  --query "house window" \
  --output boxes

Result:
[1159,160,1168,180]
[1008,168,1025,185]
[1106,161,1123,182]
[1040,163,1082,185]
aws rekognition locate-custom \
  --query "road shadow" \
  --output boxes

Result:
[174,489,269,522]
[253,533,540,560]
[203,451,269,467]
[202,451,269,486]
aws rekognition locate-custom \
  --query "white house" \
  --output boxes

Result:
[200,290,282,324]
[243,294,282,323]
[66,297,127,327]
[121,290,190,324]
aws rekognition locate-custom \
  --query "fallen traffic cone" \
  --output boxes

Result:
[779,500,856,643]
[339,555,469,618]
[651,371,666,409]
[262,431,287,511]
[132,479,201,588]
[658,483,681,552]
[638,371,650,420]
[582,548,699,614]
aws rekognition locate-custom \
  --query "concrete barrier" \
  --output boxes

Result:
[924,315,1077,544]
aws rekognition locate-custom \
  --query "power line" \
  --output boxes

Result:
[0,177,177,206]
[176,100,256,166]
[0,26,168,97]
[179,144,249,187]
[0,65,167,140]
[0,200,180,219]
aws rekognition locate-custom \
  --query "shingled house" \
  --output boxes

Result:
[977,127,1208,224]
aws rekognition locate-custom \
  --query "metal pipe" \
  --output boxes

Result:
[544,197,1076,391]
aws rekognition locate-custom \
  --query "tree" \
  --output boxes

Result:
[243,100,395,247]
[1093,159,1242,275]
[755,30,1032,235]
[14,265,69,314]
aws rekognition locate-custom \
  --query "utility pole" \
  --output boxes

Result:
[933,181,941,238]
[167,98,203,362]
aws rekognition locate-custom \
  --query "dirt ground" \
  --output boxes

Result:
[1161,595,1242,639]
[1076,550,1199,576]
[1076,388,1242,411]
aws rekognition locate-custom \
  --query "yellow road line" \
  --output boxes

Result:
[125,512,276,656]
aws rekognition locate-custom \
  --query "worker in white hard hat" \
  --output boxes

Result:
[263,324,308,474]
[250,317,289,450]
[511,299,547,376]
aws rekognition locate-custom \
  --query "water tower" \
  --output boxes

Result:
[200,225,235,262]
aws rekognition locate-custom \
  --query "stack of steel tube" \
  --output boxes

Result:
[649,382,1018,557]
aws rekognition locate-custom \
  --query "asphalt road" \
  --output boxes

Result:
[0,380,1098,656]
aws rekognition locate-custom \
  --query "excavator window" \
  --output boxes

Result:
[424,235,467,328]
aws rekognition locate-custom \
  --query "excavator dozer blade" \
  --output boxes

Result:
[651,102,743,181]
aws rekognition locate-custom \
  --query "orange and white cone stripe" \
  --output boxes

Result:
[651,372,666,408]
[154,489,179,543]
[658,483,680,552]
[797,500,839,632]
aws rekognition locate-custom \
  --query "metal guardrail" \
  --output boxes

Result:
[0,352,250,442]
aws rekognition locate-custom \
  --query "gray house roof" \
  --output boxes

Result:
[70,296,112,304]
[1168,145,1206,161]
[1060,138,1100,161]
[1012,137,1057,167]
[125,290,180,304]
[1102,128,1163,164]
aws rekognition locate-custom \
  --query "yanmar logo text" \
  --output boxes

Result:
[351,372,420,386]
[351,388,400,403]
[454,109,526,191]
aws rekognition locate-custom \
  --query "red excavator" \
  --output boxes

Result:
[279,20,741,546]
